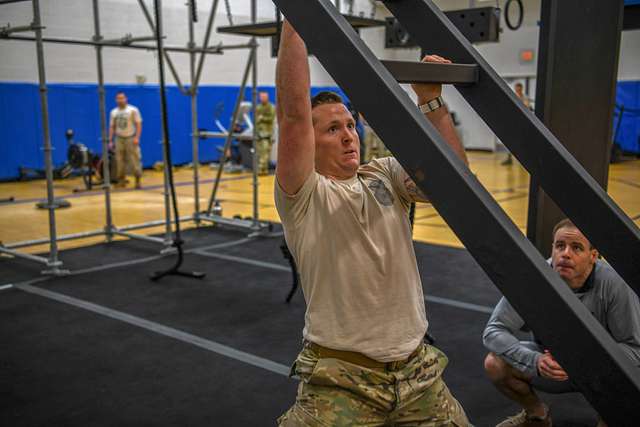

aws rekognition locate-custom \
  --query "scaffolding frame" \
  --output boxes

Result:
[0,0,268,275]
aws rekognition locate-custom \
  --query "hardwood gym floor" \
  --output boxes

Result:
[0,151,638,254]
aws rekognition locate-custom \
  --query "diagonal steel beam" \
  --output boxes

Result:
[272,0,640,423]
[383,0,640,297]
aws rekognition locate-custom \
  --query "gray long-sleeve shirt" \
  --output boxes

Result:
[482,260,640,377]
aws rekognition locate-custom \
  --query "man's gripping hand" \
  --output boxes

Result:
[411,54,451,104]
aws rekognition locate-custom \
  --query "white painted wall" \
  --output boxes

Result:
[0,0,380,85]
[1,0,639,151]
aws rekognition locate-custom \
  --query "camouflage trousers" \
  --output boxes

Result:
[278,342,470,426]
[256,137,272,175]
[115,136,142,180]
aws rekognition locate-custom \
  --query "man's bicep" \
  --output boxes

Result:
[383,157,429,203]
[276,118,315,195]
[395,162,429,203]
[402,173,430,203]
[607,283,640,343]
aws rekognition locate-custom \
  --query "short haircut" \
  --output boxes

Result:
[552,218,594,249]
[311,91,343,109]
[116,91,126,97]
[515,82,523,88]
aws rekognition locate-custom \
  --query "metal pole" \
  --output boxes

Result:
[206,52,254,213]
[136,0,188,95]
[161,150,173,247]
[100,34,160,44]
[0,247,52,265]
[2,34,245,53]
[147,0,173,249]
[193,0,221,90]
[0,23,42,36]
[4,229,106,250]
[188,0,200,223]
[92,0,114,241]
[250,0,259,225]
[32,0,64,275]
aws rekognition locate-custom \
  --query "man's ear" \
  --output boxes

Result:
[591,248,600,263]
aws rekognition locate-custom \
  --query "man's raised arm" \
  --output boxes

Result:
[275,21,315,195]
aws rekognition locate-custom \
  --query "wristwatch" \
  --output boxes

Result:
[419,96,445,114]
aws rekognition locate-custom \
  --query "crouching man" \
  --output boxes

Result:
[483,219,640,427]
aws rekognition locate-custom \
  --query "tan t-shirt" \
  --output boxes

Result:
[275,157,428,362]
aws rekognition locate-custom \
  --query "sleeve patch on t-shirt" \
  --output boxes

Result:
[368,179,395,206]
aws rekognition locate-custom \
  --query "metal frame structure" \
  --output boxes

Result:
[0,0,269,275]
[273,0,640,423]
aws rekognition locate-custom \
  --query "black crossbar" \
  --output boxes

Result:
[0,0,32,4]
[381,60,478,84]
[384,0,640,296]
[625,4,640,31]
[273,0,640,423]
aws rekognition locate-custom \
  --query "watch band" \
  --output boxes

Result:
[419,96,445,114]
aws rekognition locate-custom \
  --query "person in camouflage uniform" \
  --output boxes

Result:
[256,91,276,175]
[275,20,471,427]
[278,342,469,426]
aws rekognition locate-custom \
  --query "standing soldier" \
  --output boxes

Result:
[255,91,276,175]
[109,91,143,188]
[502,82,530,165]
[361,115,392,162]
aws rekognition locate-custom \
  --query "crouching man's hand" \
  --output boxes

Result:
[537,350,569,381]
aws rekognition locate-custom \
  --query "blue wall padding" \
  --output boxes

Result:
[12,81,640,177]
[0,82,346,180]
[2,80,638,179]
[615,81,640,154]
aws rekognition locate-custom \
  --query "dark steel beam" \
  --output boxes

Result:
[527,0,624,257]
[272,0,640,423]
[0,0,32,4]
[624,4,640,30]
[381,60,478,84]
[383,0,640,297]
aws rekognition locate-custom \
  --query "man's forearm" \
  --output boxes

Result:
[424,105,468,166]
[136,123,142,141]
[483,298,540,377]
[274,20,315,194]
[617,342,640,366]
[276,21,311,121]
[484,326,541,377]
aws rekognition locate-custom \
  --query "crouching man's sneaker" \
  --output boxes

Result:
[496,408,551,427]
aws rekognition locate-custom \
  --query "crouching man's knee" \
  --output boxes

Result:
[484,352,509,384]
